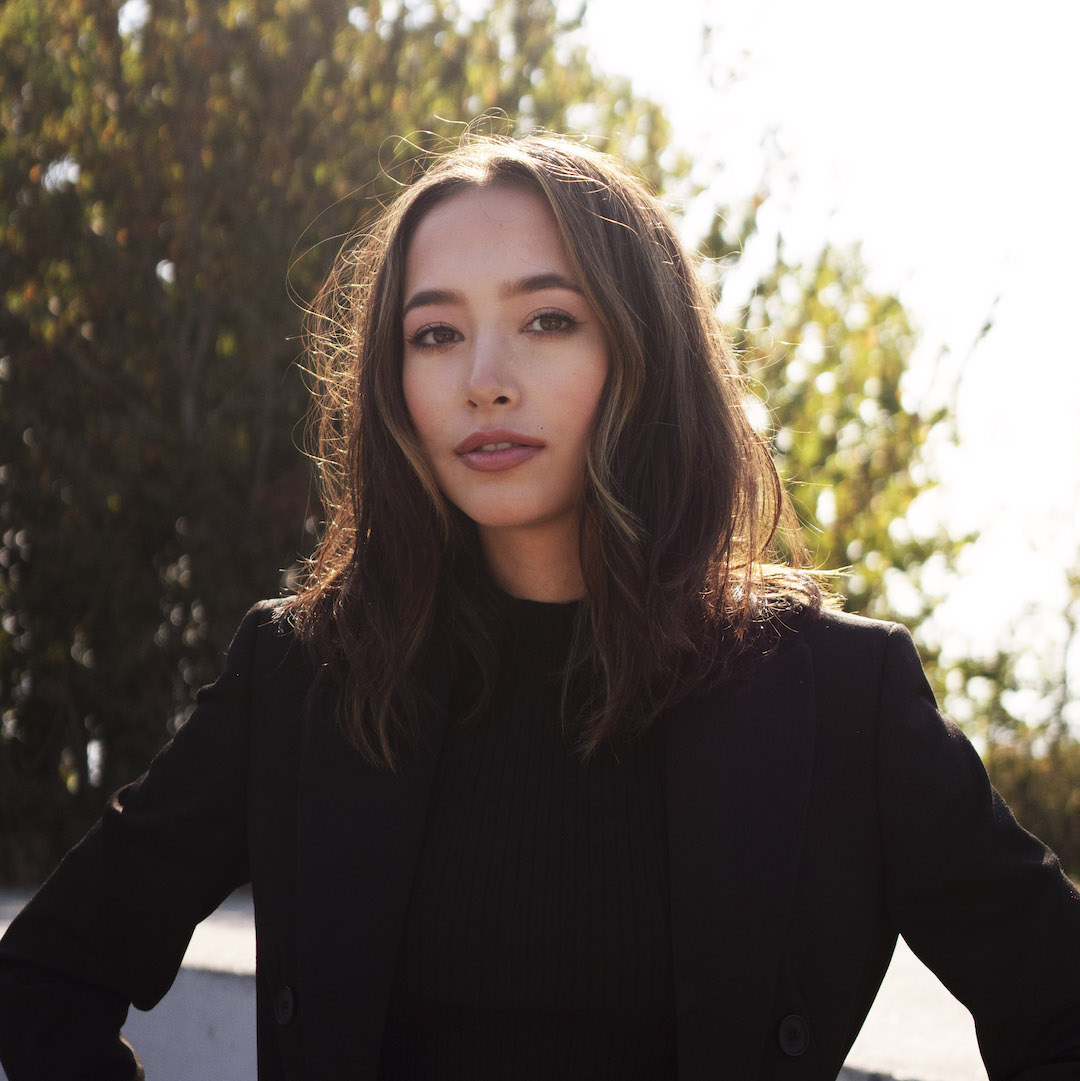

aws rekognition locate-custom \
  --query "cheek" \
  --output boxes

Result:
[399,365,453,505]
[401,362,436,447]
[568,354,609,442]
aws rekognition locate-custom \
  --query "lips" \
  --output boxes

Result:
[455,429,544,454]
[455,428,545,472]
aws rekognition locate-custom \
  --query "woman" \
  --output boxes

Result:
[1,135,1078,1080]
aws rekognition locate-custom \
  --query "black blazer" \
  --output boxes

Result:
[1,602,1079,1080]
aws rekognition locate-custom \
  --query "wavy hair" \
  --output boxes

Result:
[285,134,820,766]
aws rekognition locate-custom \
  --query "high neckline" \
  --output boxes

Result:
[497,588,579,629]
[480,588,579,674]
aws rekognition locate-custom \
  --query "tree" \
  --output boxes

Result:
[942,554,1080,877]
[0,0,674,882]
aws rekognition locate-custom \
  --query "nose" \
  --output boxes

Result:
[466,332,517,409]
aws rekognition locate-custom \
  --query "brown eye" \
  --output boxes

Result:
[526,310,577,335]
[409,323,460,348]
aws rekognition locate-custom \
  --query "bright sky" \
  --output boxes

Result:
[577,0,1080,716]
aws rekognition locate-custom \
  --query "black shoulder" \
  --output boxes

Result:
[221,599,312,690]
[771,604,903,651]
[762,605,937,726]
[222,598,288,643]
[764,604,922,683]
[240,597,294,638]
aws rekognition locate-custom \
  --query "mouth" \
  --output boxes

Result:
[455,429,545,455]
[455,429,545,472]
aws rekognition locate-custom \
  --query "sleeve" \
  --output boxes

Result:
[0,602,269,1081]
[876,622,1080,1081]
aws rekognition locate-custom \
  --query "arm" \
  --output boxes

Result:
[0,603,268,1080]
[876,623,1080,1080]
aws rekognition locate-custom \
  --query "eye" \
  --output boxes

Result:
[525,309,579,336]
[407,322,461,349]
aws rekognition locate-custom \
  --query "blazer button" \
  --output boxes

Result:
[274,985,295,1026]
[778,1014,809,1056]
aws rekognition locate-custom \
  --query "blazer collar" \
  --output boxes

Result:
[664,636,817,1081]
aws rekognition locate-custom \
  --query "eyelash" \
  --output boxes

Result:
[405,309,580,350]
[525,309,580,338]
[406,323,460,349]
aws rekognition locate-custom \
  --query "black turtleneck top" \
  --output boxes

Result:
[377,596,677,1080]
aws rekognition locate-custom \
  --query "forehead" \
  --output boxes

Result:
[404,183,570,287]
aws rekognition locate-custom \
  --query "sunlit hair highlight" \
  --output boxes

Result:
[285,133,821,767]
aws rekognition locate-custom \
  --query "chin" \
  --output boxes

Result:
[457,502,577,536]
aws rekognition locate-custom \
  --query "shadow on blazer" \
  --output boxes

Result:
[1,601,1079,1080]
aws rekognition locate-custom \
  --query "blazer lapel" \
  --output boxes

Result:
[664,637,816,1081]
[295,655,452,1080]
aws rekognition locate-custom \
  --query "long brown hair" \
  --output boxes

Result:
[286,134,820,766]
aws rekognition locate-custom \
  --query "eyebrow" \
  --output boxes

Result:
[402,272,584,318]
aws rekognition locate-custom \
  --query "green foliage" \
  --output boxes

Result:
[729,237,962,624]
[985,737,1080,880]
[940,645,1080,878]
[0,0,674,882]
[942,560,1080,875]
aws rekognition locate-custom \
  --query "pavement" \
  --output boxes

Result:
[0,886,987,1080]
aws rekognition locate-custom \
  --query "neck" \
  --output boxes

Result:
[478,519,586,603]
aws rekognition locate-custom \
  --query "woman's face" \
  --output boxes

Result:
[402,183,609,549]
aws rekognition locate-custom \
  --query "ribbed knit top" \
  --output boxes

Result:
[377,596,677,1080]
